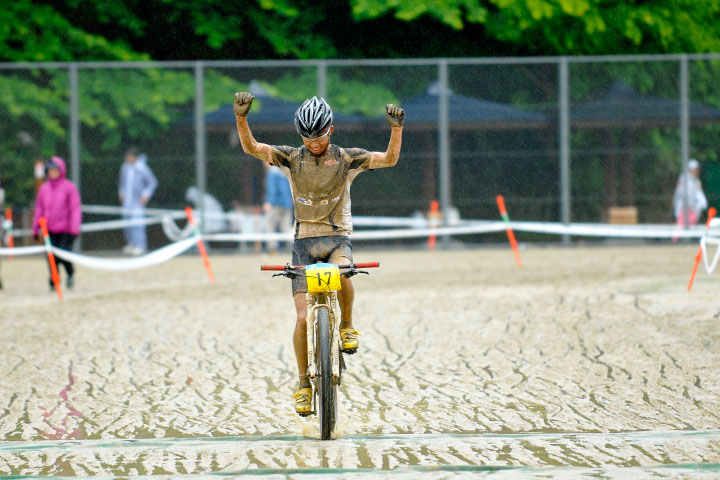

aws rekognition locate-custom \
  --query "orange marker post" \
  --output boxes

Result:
[496,195,523,268]
[687,207,716,292]
[39,217,62,300]
[185,207,215,283]
[4,207,13,259]
[428,200,439,251]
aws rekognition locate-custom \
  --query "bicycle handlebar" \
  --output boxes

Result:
[260,261,380,271]
[260,265,287,271]
[354,261,380,269]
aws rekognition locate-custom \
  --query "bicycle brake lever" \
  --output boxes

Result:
[272,273,287,278]
[345,270,369,278]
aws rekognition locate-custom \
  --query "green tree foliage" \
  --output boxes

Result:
[42,0,336,60]
[350,0,720,55]
[0,0,144,62]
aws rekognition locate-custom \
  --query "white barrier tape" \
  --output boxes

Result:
[14,214,424,239]
[84,203,712,237]
[10,216,170,238]
[82,205,187,217]
[700,219,720,273]
[161,215,195,242]
[83,204,240,222]
[7,200,714,242]
[203,224,505,243]
[48,236,199,271]
[71,204,720,238]
[81,216,164,233]
[85,204,435,231]
[82,204,430,227]
[499,221,707,239]
[0,245,46,257]
[352,216,428,228]
[203,232,295,243]
[352,223,505,240]
[8,220,710,242]
[700,237,720,273]
[203,221,708,243]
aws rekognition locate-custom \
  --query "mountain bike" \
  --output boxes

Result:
[260,261,379,440]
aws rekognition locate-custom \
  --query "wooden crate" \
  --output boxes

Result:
[607,206,638,224]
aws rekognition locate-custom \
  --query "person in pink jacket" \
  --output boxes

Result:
[32,157,82,289]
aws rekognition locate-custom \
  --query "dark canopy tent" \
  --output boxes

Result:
[397,81,550,205]
[572,79,720,128]
[570,80,720,211]
[400,81,548,130]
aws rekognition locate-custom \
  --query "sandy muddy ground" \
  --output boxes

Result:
[0,244,719,477]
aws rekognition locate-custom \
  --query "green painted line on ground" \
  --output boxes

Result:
[0,430,719,453]
[209,465,522,476]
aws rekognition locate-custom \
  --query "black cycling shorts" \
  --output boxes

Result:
[291,236,353,295]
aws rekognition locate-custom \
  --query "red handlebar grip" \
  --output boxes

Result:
[355,261,380,268]
[260,265,286,271]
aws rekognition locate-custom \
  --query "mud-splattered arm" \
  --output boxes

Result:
[369,104,404,169]
[234,92,274,164]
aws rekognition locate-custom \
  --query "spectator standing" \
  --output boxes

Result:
[32,157,81,289]
[119,147,157,255]
[673,159,708,228]
[263,163,293,254]
[185,186,228,233]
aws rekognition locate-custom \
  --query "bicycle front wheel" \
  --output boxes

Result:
[316,306,336,440]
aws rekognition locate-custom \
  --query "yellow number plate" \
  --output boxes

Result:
[306,263,342,293]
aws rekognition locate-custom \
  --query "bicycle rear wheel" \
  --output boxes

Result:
[316,306,336,440]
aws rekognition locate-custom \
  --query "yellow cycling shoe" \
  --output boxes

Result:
[293,387,312,416]
[340,327,361,354]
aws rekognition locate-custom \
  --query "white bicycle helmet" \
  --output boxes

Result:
[294,96,333,138]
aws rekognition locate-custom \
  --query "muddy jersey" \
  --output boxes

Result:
[269,144,371,239]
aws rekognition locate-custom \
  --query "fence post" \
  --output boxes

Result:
[195,61,207,234]
[558,57,570,245]
[438,58,451,249]
[69,62,82,250]
[317,60,328,99]
[680,54,690,230]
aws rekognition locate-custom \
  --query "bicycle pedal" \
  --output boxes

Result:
[341,347,357,354]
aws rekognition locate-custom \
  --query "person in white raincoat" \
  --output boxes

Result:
[673,159,708,228]
[119,147,158,255]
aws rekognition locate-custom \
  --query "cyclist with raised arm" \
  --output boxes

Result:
[234,92,404,415]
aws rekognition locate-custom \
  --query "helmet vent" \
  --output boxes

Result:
[294,96,334,138]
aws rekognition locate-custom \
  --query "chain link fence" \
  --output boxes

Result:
[2,55,719,249]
